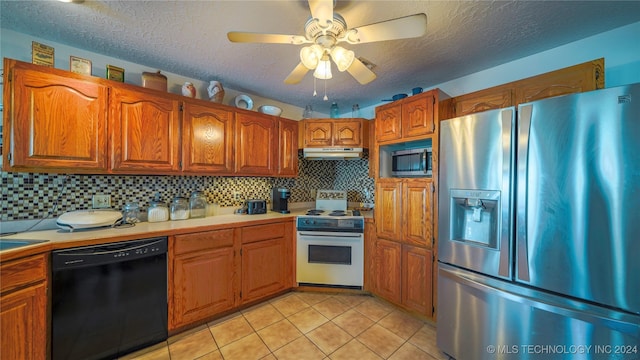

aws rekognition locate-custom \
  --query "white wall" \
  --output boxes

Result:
[0,28,305,119]
[359,21,640,119]
[3,21,639,119]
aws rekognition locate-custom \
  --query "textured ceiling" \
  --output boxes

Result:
[2,1,640,114]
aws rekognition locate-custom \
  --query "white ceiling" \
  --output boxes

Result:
[2,1,640,114]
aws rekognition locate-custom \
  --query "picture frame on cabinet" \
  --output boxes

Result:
[70,56,91,76]
[106,64,125,82]
[31,41,54,67]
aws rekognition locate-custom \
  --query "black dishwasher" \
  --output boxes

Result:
[52,237,168,360]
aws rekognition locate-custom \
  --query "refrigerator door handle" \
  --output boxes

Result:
[516,104,532,282]
[499,108,514,278]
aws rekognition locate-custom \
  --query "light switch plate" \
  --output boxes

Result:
[92,194,111,208]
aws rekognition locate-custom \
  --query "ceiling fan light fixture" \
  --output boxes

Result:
[330,46,354,72]
[300,44,324,69]
[313,55,333,79]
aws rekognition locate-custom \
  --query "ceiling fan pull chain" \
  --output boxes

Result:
[313,77,318,97]
[323,77,328,101]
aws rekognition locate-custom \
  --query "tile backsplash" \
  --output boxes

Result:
[1,152,375,221]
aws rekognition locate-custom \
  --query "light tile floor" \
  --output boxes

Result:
[121,292,450,360]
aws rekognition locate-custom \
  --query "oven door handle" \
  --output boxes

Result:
[298,232,363,239]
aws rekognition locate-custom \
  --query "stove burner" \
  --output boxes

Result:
[306,209,325,216]
[329,210,347,216]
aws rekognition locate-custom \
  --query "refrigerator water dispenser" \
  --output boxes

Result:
[449,189,500,248]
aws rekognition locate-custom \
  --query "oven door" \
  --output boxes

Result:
[296,231,364,288]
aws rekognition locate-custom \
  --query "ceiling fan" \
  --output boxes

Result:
[227,0,427,86]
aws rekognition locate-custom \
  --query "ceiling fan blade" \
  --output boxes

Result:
[227,32,308,45]
[308,0,333,27]
[346,58,377,85]
[284,62,310,84]
[340,13,427,45]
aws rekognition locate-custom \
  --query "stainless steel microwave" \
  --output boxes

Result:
[391,147,432,177]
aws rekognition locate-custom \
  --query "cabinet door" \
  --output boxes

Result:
[171,231,236,330]
[241,237,286,303]
[182,101,234,174]
[375,239,402,304]
[0,283,47,360]
[375,105,402,142]
[402,93,435,138]
[303,120,333,147]
[403,179,434,247]
[364,221,377,292]
[375,179,402,240]
[453,87,512,117]
[110,86,180,172]
[6,62,108,171]
[514,59,604,105]
[402,245,433,316]
[333,120,362,147]
[235,112,277,175]
[278,118,299,177]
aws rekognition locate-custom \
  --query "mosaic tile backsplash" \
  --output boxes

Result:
[1,152,375,221]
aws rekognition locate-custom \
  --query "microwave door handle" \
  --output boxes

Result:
[423,149,431,174]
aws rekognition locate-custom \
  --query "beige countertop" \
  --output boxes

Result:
[0,208,373,262]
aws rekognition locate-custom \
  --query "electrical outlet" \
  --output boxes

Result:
[233,191,242,200]
[92,194,111,208]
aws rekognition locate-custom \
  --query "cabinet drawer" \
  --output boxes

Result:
[0,254,47,294]
[174,229,234,255]
[241,223,286,244]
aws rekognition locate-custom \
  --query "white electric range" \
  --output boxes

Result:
[296,190,365,289]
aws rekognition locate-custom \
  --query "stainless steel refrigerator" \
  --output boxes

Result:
[437,84,640,360]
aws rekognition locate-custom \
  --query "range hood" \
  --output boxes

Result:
[303,147,363,160]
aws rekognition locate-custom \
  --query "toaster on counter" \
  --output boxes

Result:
[245,199,267,214]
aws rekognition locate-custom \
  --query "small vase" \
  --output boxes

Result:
[207,80,225,103]
[181,82,196,98]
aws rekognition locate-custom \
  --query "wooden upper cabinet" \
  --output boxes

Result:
[514,59,604,104]
[403,179,433,248]
[442,58,604,119]
[182,101,234,174]
[376,89,440,143]
[302,119,367,148]
[376,178,433,247]
[3,59,108,172]
[110,86,180,173]
[278,118,299,177]
[451,86,512,117]
[375,106,402,142]
[401,93,435,138]
[333,120,362,146]
[235,112,277,175]
[375,178,403,240]
[304,120,333,146]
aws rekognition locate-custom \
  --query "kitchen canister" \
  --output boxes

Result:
[122,202,140,224]
[147,200,169,222]
[170,196,190,220]
[181,82,196,98]
[141,70,167,92]
[189,191,207,218]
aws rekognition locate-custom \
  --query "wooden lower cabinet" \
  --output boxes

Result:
[401,245,433,315]
[240,222,292,304]
[374,239,434,317]
[170,230,237,330]
[375,239,402,304]
[0,254,47,360]
[170,221,294,330]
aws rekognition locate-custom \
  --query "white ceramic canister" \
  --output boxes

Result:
[181,82,196,98]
